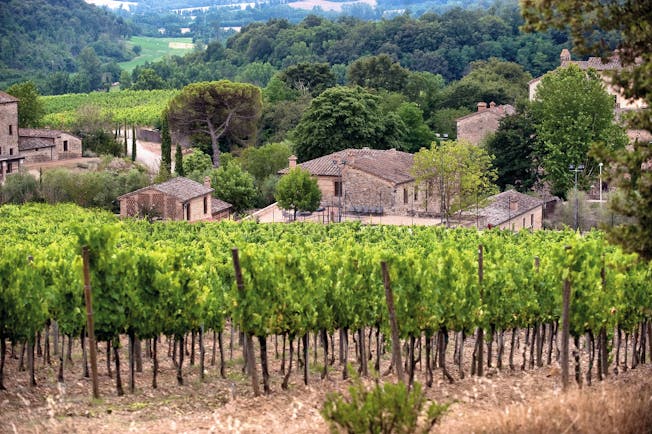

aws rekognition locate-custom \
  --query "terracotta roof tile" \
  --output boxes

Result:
[280,148,415,185]
[119,177,213,202]
[456,104,516,122]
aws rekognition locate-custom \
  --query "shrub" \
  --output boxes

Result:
[321,380,448,434]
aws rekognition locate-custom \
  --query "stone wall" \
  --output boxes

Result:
[342,167,396,213]
[457,111,502,146]
[495,205,544,231]
[21,147,54,163]
[138,127,162,143]
[56,133,82,159]
[0,101,19,157]
[121,189,212,222]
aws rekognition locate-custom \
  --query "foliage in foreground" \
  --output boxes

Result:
[322,379,448,434]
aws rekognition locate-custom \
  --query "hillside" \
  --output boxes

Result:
[0,0,137,87]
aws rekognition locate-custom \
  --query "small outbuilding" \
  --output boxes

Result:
[475,190,544,231]
[118,176,232,222]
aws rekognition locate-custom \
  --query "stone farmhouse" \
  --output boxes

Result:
[0,90,82,183]
[474,190,543,231]
[279,148,439,218]
[529,49,647,113]
[456,102,516,145]
[118,176,232,222]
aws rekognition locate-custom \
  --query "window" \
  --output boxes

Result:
[6,162,12,173]
[9,148,13,155]
[63,140,68,152]
[403,188,408,204]
[334,181,342,197]
[186,204,191,221]
[413,187,418,201]
[522,217,526,228]
[203,196,208,214]
[530,213,534,227]
[8,125,12,135]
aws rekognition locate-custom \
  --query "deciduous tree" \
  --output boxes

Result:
[5,81,43,127]
[275,167,321,220]
[293,86,405,161]
[411,140,497,225]
[210,162,257,214]
[531,64,626,198]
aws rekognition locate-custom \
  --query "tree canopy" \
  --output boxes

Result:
[411,140,497,224]
[167,80,262,167]
[5,81,43,127]
[275,167,322,220]
[210,163,257,214]
[292,86,405,161]
[531,64,626,198]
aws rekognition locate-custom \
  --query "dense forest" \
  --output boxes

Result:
[0,0,137,88]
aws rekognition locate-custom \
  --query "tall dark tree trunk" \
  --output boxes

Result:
[44,322,51,366]
[28,340,36,387]
[129,332,136,393]
[152,337,158,389]
[135,338,143,373]
[0,338,6,390]
[199,327,205,382]
[303,333,309,385]
[67,334,73,364]
[113,338,124,396]
[58,336,65,382]
[282,335,294,390]
[321,329,329,380]
[438,327,454,383]
[177,335,184,385]
[259,336,270,394]
[81,328,89,378]
[106,340,112,378]
[425,331,433,387]
[219,331,226,379]
[358,328,368,377]
[342,327,349,380]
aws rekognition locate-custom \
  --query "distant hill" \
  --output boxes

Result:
[0,0,137,87]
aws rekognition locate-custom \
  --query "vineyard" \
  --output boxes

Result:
[1,203,652,430]
[40,89,178,128]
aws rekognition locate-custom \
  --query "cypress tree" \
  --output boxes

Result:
[175,144,184,176]
[131,125,137,162]
[160,114,172,173]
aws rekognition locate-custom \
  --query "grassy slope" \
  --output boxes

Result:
[119,36,195,72]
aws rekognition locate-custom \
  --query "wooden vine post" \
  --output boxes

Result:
[231,248,261,397]
[381,261,404,383]
[82,246,100,399]
[476,244,484,377]
[561,246,571,391]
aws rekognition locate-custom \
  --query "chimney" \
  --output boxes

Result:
[477,102,487,112]
[288,154,297,169]
[204,176,211,188]
[489,101,496,108]
[560,48,571,63]
[509,195,519,212]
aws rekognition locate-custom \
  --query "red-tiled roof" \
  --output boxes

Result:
[280,148,415,185]
[0,91,18,104]
[118,177,213,203]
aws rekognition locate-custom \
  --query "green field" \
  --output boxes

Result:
[119,36,195,72]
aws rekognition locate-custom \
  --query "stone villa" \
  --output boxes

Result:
[279,148,440,218]
[0,90,82,183]
[456,102,516,145]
